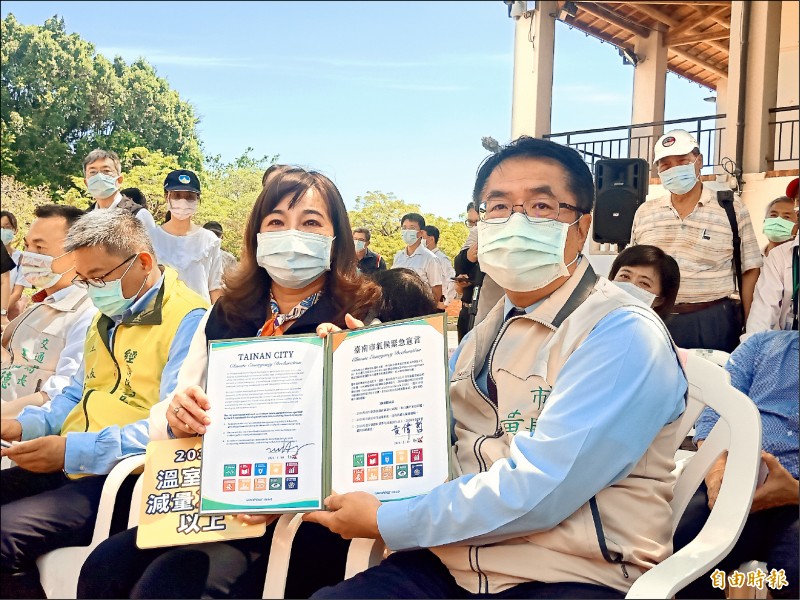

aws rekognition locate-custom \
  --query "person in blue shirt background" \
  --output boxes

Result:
[675,329,799,599]
[0,209,206,599]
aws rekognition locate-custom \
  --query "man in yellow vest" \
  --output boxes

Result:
[306,137,688,599]
[0,209,207,598]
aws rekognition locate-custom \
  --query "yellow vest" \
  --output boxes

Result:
[60,267,208,437]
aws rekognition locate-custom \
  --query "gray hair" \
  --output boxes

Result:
[82,149,121,175]
[65,209,156,259]
[765,196,793,216]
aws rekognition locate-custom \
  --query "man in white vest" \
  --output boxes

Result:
[306,137,688,599]
[1,204,97,418]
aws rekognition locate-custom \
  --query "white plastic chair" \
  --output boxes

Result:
[626,351,762,598]
[36,453,147,599]
[261,516,386,599]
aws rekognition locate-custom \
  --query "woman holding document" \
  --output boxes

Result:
[78,167,382,599]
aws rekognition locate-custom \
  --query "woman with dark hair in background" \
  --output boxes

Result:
[0,210,31,320]
[372,267,439,322]
[609,244,680,321]
[78,166,382,599]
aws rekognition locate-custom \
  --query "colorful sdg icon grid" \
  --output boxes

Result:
[222,461,299,493]
[352,448,423,483]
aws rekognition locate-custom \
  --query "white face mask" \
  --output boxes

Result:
[86,173,120,199]
[477,213,578,292]
[401,229,419,246]
[256,230,334,289]
[613,281,657,307]
[168,197,198,221]
[18,250,74,289]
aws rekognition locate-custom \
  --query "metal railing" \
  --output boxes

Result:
[768,105,799,167]
[544,114,726,173]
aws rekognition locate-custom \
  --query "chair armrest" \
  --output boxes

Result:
[90,453,147,547]
[262,514,303,599]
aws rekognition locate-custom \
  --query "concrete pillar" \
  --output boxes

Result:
[723,1,782,175]
[511,1,556,139]
[713,77,728,177]
[630,27,668,167]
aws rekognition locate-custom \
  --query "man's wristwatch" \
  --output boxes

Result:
[0,309,7,316]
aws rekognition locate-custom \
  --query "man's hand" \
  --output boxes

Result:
[1,418,22,442]
[302,492,382,540]
[1,435,66,472]
[750,451,800,513]
[704,452,727,510]
[453,275,471,295]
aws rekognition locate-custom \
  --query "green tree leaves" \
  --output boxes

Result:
[1,13,202,193]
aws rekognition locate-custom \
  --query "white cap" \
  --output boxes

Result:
[653,129,699,163]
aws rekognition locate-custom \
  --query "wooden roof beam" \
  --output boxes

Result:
[574,2,651,39]
[682,5,729,34]
[666,30,730,46]
[634,4,728,52]
[669,46,727,78]
[591,1,730,5]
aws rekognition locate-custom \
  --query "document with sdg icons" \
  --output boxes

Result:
[198,313,451,514]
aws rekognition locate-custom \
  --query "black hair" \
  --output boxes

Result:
[371,268,438,322]
[466,202,477,213]
[34,204,85,227]
[423,225,440,244]
[609,245,680,320]
[0,210,18,231]
[400,212,425,229]
[121,187,148,209]
[472,136,595,214]
[203,221,224,237]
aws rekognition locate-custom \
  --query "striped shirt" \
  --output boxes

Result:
[631,186,762,304]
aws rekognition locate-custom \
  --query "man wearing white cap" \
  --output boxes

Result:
[631,129,762,352]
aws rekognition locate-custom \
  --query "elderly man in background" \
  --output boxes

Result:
[630,129,762,352]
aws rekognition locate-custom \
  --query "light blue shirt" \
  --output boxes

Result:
[16,274,206,475]
[694,330,799,479]
[380,297,687,551]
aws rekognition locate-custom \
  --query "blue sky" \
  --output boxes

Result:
[3,1,713,219]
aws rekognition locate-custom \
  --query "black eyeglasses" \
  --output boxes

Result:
[72,254,138,289]
[479,199,586,223]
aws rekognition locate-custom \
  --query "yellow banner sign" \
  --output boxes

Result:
[136,438,266,549]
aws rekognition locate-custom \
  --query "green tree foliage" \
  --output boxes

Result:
[0,175,54,248]
[1,14,203,194]
[347,191,469,267]
[196,148,278,257]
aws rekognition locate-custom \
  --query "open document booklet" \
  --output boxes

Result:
[196,313,452,515]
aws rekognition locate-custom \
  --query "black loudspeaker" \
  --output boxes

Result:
[593,158,649,245]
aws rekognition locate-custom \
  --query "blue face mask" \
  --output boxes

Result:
[256,230,334,289]
[477,213,578,292]
[86,256,147,317]
[401,229,419,246]
[762,217,795,243]
[658,159,699,195]
[0,229,14,245]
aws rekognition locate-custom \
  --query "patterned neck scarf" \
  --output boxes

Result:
[258,290,322,337]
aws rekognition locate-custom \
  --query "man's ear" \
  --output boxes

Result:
[138,252,156,272]
[577,213,592,244]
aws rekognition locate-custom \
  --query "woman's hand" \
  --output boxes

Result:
[233,513,280,527]
[167,385,211,437]
[316,313,365,338]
